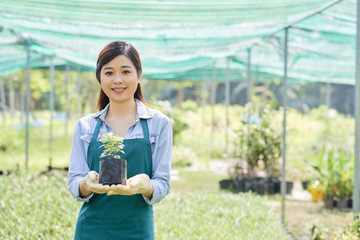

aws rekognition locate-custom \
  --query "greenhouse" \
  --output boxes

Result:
[1,0,360,239]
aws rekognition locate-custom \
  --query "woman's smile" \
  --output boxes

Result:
[112,87,127,93]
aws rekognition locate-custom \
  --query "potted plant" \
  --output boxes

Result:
[231,97,282,195]
[98,132,127,185]
[322,180,336,208]
[311,146,354,209]
[334,172,353,210]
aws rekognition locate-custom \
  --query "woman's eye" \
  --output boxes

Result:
[105,72,113,76]
[123,70,130,74]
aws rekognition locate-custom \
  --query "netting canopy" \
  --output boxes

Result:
[0,0,357,84]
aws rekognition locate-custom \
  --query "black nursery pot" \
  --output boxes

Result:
[99,158,127,185]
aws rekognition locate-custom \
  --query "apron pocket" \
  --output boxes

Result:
[84,216,140,229]
[80,216,143,239]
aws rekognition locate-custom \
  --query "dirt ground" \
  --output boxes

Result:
[266,197,353,240]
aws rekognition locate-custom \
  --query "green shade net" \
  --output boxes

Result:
[0,0,357,84]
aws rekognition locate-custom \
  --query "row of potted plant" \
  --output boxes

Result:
[220,176,293,195]
[219,95,354,205]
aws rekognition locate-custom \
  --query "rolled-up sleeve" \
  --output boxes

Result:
[67,120,93,202]
[143,119,173,205]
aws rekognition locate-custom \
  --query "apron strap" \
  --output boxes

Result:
[140,119,149,140]
[91,119,102,143]
[92,118,148,142]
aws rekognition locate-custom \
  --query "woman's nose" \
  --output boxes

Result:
[113,74,123,83]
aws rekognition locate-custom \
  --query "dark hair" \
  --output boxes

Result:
[96,41,146,110]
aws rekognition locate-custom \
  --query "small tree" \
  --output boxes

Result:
[232,97,282,178]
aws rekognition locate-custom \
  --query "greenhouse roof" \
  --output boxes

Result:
[0,0,357,84]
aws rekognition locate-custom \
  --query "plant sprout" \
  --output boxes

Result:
[99,132,125,159]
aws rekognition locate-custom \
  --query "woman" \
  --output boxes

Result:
[68,41,173,240]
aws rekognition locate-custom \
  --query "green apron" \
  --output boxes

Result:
[74,118,154,240]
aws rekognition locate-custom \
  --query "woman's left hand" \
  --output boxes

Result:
[107,174,153,198]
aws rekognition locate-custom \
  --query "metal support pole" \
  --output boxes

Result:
[0,77,5,113]
[225,58,230,158]
[25,46,31,171]
[201,68,207,126]
[281,27,289,223]
[65,64,70,138]
[353,0,360,218]
[49,56,54,167]
[211,63,216,154]
[9,76,15,118]
[247,48,252,103]
[76,66,81,117]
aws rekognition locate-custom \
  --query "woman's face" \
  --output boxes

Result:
[100,55,140,104]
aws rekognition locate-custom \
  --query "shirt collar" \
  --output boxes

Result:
[92,99,153,120]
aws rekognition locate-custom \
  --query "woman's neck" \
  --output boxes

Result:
[107,99,137,119]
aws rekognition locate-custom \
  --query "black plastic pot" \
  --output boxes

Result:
[99,158,127,185]
[324,197,334,209]
[273,179,281,194]
[254,179,268,195]
[301,181,309,191]
[267,178,277,194]
[348,198,353,208]
[286,182,294,194]
[219,179,234,190]
[335,198,349,210]
[233,176,246,192]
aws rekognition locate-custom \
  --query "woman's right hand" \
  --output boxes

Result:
[80,171,110,196]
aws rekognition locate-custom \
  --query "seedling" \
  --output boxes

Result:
[98,132,127,185]
[99,132,125,159]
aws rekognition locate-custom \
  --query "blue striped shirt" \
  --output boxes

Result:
[67,99,173,205]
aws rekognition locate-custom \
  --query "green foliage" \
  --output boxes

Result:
[99,132,125,159]
[30,71,50,100]
[311,218,360,240]
[169,102,245,165]
[0,99,357,183]
[233,99,282,178]
[5,69,99,113]
[309,146,353,198]
[156,192,290,240]
[0,113,74,171]
[0,171,290,240]
[0,171,81,239]
[282,105,354,169]
[150,100,188,141]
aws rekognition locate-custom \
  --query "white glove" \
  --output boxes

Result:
[107,174,153,197]
[81,171,110,194]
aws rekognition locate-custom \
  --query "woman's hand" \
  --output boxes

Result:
[80,171,110,196]
[107,174,153,198]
